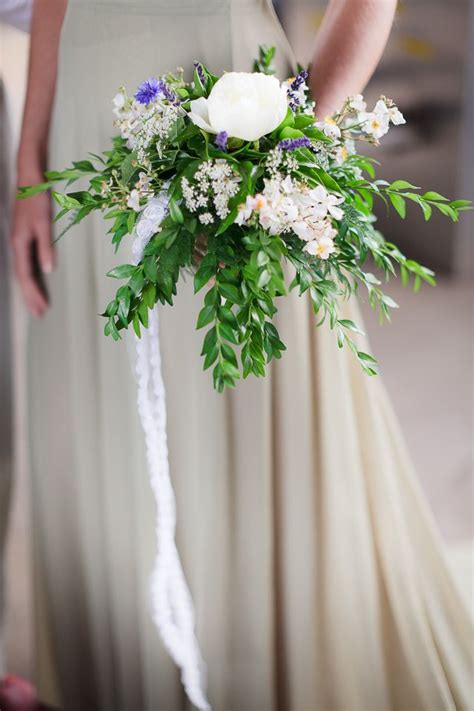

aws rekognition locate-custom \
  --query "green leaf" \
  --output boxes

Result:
[390,180,419,190]
[203,345,219,370]
[196,305,215,329]
[129,269,145,294]
[72,160,96,173]
[193,65,208,96]
[17,183,51,199]
[120,153,137,186]
[435,202,458,221]
[279,126,305,141]
[293,114,316,129]
[422,191,449,201]
[338,319,365,335]
[357,351,377,364]
[117,286,131,326]
[107,264,136,279]
[169,198,184,224]
[194,263,215,293]
[138,300,149,328]
[143,283,156,308]
[219,283,241,303]
[127,210,137,234]
[143,255,158,282]
[221,360,240,379]
[257,270,271,289]
[104,317,120,341]
[420,201,432,221]
[382,294,399,309]
[389,193,406,219]
[201,326,217,356]
[133,313,141,338]
[218,322,239,345]
[204,285,219,306]
[450,199,472,209]
[257,250,270,267]
[51,192,81,209]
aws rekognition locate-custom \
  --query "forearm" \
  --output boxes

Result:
[309,0,397,117]
[17,0,67,182]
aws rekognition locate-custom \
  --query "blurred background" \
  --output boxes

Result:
[1,0,473,689]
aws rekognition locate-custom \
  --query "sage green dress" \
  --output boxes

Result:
[28,1,472,709]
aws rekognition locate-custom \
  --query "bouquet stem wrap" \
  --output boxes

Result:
[133,211,210,711]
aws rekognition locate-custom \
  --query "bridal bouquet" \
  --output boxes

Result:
[19,47,470,391]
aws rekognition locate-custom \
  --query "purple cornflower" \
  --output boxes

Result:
[135,77,177,105]
[278,136,312,151]
[194,61,207,88]
[215,131,228,152]
[134,77,162,104]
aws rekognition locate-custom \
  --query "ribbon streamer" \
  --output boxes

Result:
[132,200,210,710]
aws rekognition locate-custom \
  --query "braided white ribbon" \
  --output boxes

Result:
[132,195,210,710]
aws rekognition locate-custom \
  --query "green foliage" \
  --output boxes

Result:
[253,45,276,75]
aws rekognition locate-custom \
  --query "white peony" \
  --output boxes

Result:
[188,72,288,142]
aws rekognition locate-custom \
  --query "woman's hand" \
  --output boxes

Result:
[10,0,67,316]
[11,167,55,317]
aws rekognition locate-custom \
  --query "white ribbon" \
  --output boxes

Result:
[132,195,210,710]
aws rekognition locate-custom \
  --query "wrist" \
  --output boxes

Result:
[16,140,48,185]
[17,154,47,186]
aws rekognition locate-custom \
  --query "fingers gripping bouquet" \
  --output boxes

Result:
[20,47,471,391]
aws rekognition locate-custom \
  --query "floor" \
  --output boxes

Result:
[361,275,473,542]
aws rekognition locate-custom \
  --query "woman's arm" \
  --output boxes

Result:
[309,0,397,118]
[10,0,67,316]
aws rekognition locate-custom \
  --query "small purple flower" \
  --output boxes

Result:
[134,77,162,104]
[161,81,178,104]
[194,61,207,88]
[288,69,309,111]
[291,69,309,92]
[135,77,177,105]
[215,131,228,152]
[278,136,312,151]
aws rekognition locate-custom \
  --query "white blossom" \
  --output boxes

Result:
[127,189,142,212]
[181,159,241,222]
[316,116,341,139]
[304,235,336,260]
[358,98,405,139]
[235,172,341,261]
[348,94,367,112]
[199,212,214,225]
[307,185,344,220]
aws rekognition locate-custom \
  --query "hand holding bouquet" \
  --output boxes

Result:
[19,47,471,391]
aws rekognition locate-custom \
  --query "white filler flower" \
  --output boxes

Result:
[189,72,288,142]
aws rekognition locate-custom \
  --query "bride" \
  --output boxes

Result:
[10,0,472,709]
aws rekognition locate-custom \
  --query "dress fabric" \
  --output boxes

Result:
[27,1,472,709]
